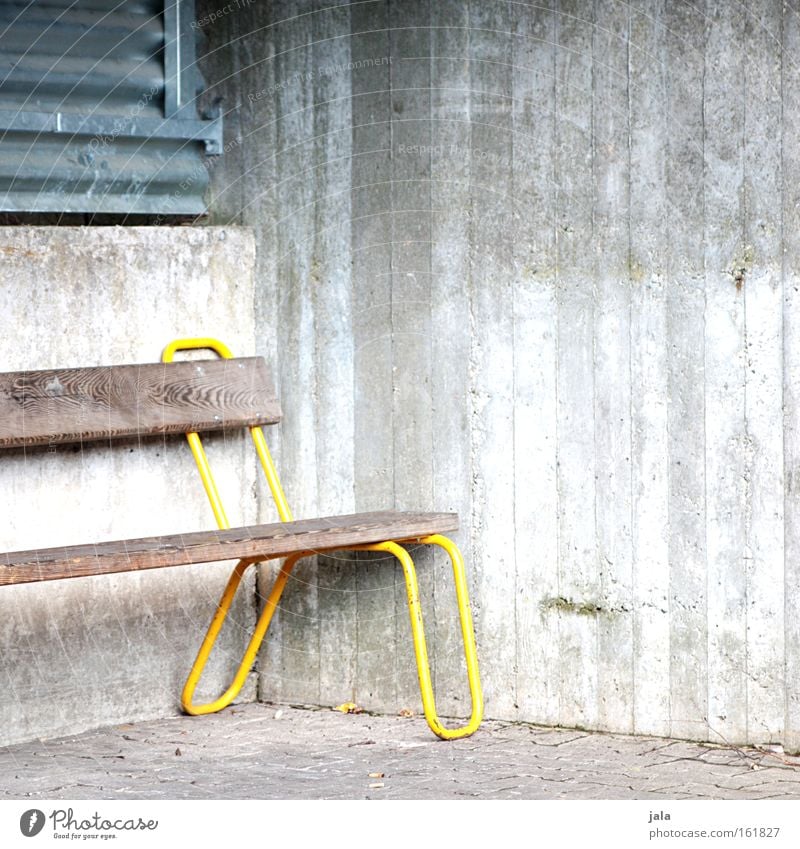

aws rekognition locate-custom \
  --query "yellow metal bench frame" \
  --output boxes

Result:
[163,337,483,740]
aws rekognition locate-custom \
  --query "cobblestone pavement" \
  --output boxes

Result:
[1,704,800,800]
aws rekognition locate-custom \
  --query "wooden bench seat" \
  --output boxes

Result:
[0,337,482,740]
[0,511,458,585]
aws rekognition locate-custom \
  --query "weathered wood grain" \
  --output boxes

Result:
[0,358,280,448]
[0,511,458,585]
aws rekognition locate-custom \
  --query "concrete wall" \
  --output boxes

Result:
[195,0,798,751]
[0,226,258,746]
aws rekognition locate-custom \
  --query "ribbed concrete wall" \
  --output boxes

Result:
[198,0,800,750]
[0,227,258,746]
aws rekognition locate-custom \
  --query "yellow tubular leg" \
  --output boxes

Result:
[357,538,483,740]
[250,426,294,522]
[418,534,483,735]
[182,551,309,715]
[163,337,304,717]
[186,432,230,530]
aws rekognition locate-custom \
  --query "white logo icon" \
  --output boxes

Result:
[19,809,46,837]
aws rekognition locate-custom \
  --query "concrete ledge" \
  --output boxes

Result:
[0,226,259,746]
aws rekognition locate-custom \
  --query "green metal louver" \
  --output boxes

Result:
[0,0,221,215]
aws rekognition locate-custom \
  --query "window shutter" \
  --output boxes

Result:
[0,0,221,215]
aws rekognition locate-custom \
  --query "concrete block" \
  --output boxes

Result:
[0,226,258,746]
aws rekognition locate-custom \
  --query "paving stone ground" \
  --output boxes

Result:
[1,704,800,800]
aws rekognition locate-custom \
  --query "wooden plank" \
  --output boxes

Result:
[665,0,708,743]
[629,0,670,739]
[593,0,633,735]
[0,511,459,585]
[555,0,598,730]
[704,1,748,745]
[783,0,800,757]
[511,0,559,726]
[743,0,784,747]
[0,358,280,448]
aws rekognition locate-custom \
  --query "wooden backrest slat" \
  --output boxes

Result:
[0,357,281,448]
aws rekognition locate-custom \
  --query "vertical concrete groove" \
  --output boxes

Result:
[664,0,674,741]
[427,12,438,693]
[740,4,753,740]
[701,0,710,743]
[465,0,480,717]
[553,0,562,727]
[510,3,519,717]
[312,0,323,707]
[701,0,709,742]
[699,0,709,742]
[591,0,599,729]
[781,0,790,752]
[786,0,800,753]
[779,0,786,747]
[388,0,398,707]
[778,0,785,748]
[625,2,635,732]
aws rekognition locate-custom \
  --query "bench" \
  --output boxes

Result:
[0,337,483,740]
